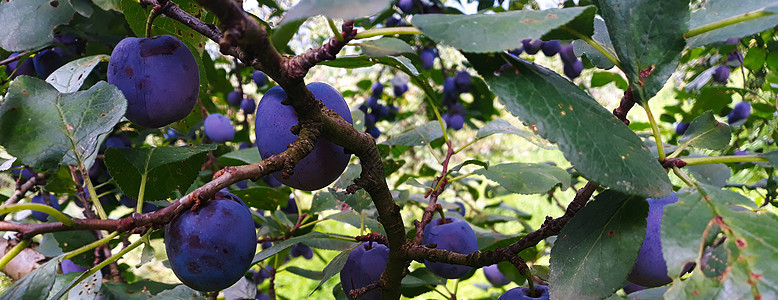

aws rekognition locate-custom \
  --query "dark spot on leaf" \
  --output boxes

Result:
[50,0,59,7]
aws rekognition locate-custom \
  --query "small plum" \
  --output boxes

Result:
[723,38,739,45]
[521,39,542,54]
[340,243,390,300]
[726,52,743,67]
[255,83,353,190]
[367,126,381,139]
[675,122,690,135]
[483,264,510,287]
[252,70,267,86]
[281,197,298,215]
[563,59,583,79]
[291,244,314,260]
[385,16,402,27]
[627,193,678,287]
[371,82,384,97]
[256,292,271,300]
[420,48,436,70]
[204,113,235,143]
[4,53,35,79]
[107,35,199,128]
[443,77,457,96]
[393,83,409,97]
[30,194,60,222]
[498,286,549,300]
[364,113,377,128]
[366,96,380,110]
[398,0,414,13]
[727,101,751,124]
[421,217,478,278]
[712,65,730,83]
[559,45,576,65]
[60,259,87,274]
[165,196,257,292]
[241,97,256,114]
[375,105,391,118]
[540,40,561,56]
[447,114,464,130]
[454,71,471,93]
[33,49,64,78]
[228,91,243,107]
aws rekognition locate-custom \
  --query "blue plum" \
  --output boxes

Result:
[726,52,743,67]
[627,193,678,287]
[483,264,510,287]
[521,39,542,54]
[371,82,383,97]
[33,49,64,78]
[623,283,645,294]
[281,197,298,215]
[421,217,478,278]
[563,59,583,79]
[559,45,576,65]
[367,126,381,139]
[446,113,464,131]
[454,71,471,93]
[420,48,436,70]
[204,113,235,143]
[255,83,353,190]
[712,65,730,83]
[498,286,549,300]
[60,259,87,274]
[365,113,377,128]
[228,91,243,107]
[291,243,314,260]
[448,201,466,216]
[540,40,560,57]
[393,83,408,97]
[241,97,256,114]
[30,194,60,222]
[253,70,267,86]
[4,53,35,79]
[164,196,257,292]
[443,77,457,96]
[675,122,690,135]
[728,101,751,124]
[340,243,390,300]
[256,292,270,300]
[107,35,199,128]
[398,0,414,13]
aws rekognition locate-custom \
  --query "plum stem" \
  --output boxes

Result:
[327,19,344,42]
[145,1,173,38]
[642,104,666,161]
[354,26,423,39]
[682,154,767,166]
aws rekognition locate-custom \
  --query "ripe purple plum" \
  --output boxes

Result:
[420,48,436,70]
[398,0,414,13]
[241,97,256,114]
[252,70,267,86]
[443,77,457,96]
[281,197,298,215]
[454,71,471,93]
[204,113,235,143]
[446,114,464,131]
[255,83,353,190]
[559,45,576,65]
[164,196,257,292]
[521,39,542,54]
[340,243,390,300]
[483,264,510,287]
[421,217,478,278]
[4,53,35,79]
[393,82,409,97]
[675,122,690,135]
[228,91,243,107]
[499,286,550,300]
[563,59,583,79]
[712,65,730,83]
[728,101,751,124]
[448,201,466,216]
[107,35,199,128]
[371,82,384,97]
[540,40,561,56]
[60,259,87,274]
[367,126,381,139]
[33,49,64,78]
[627,193,678,287]
[30,194,59,222]
[623,283,645,294]
[291,243,314,260]
[726,52,743,67]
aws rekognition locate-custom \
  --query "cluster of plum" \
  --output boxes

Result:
[675,100,751,136]
[4,34,84,80]
[512,39,583,79]
[711,38,744,84]
[442,71,471,130]
[358,81,403,139]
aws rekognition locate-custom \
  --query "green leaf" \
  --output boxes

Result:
[286,266,325,280]
[92,0,122,11]
[381,121,444,146]
[217,148,263,166]
[321,55,420,76]
[252,232,354,264]
[597,0,690,103]
[0,0,76,51]
[230,187,291,211]
[330,188,373,213]
[45,55,110,93]
[360,38,415,57]
[0,78,127,170]
[69,0,93,17]
[310,191,339,213]
[661,189,716,278]
[466,53,672,198]
[473,163,570,194]
[549,190,648,300]
[152,285,207,299]
[272,18,306,53]
[412,6,596,53]
[325,210,386,235]
[1,255,61,299]
[572,17,617,70]
[686,0,778,48]
[590,72,628,90]
[685,159,731,188]
[310,248,351,296]
[476,118,553,148]
[761,150,778,167]
[678,111,732,150]
[283,0,391,23]
[68,269,101,299]
[103,145,216,201]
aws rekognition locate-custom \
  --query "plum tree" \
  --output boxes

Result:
[107,35,199,128]
[340,242,390,300]
[627,193,678,287]
[421,217,478,278]
[255,82,353,190]
[29,194,59,222]
[204,113,235,143]
[498,286,550,300]
[728,101,751,124]
[483,264,510,287]
[164,195,257,292]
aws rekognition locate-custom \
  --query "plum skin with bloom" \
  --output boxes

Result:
[421,217,478,279]
[627,193,678,287]
[255,83,353,191]
[204,113,235,143]
[340,243,390,300]
[498,286,549,300]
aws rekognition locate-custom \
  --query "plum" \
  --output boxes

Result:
[204,113,235,143]
[447,114,464,131]
[241,97,256,114]
[30,194,60,222]
[4,53,35,79]
[371,82,384,97]
[228,91,243,107]
[365,113,377,128]
[498,286,549,300]
[398,0,414,13]
[107,35,199,128]
[623,283,645,294]
[393,83,408,97]
[563,59,583,79]
[454,71,471,93]
[164,196,257,292]
[421,217,478,278]
[255,83,353,190]
[255,292,270,300]
[483,264,510,287]
[726,52,743,68]
[367,126,381,139]
[728,101,751,124]
[521,39,542,54]
[675,122,690,135]
[627,193,678,287]
[375,105,391,118]
[420,48,436,70]
[291,243,314,260]
[33,49,64,78]
[340,243,390,300]
[712,65,730,83]
[540,40,560,57]
[281,197,298,215]
[443,77,457,96]
[253,70,267,86]
[559,45,576,65]
[60,259,87,274]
